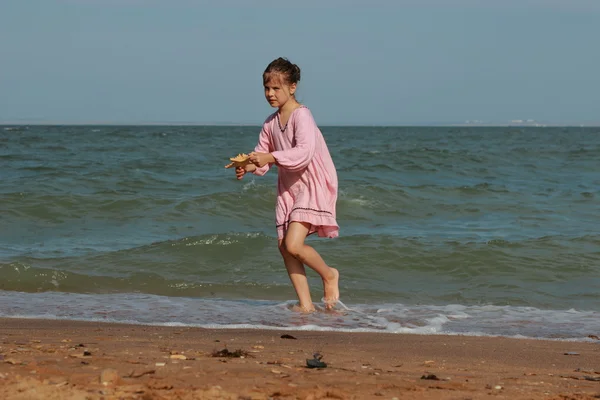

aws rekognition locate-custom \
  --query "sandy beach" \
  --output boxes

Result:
[0,318,598,399]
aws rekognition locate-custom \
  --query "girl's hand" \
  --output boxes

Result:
[236,163,256,180]
[248,152,275,168]
[235,166,246,180]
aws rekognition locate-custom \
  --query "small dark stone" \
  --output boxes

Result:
[306,352,327,369]
[83,351,92,356]
[280,334,297,340]
[306,358,327,368]
[421,374,440,380]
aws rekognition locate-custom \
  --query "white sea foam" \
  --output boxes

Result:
[0,291,597,341]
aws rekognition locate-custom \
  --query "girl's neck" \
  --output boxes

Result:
[278,98,301,116]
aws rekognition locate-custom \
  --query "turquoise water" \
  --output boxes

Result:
[1,125,599,339]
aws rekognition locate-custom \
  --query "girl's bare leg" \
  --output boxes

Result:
[278,239,315,312]
[284,222,340,308]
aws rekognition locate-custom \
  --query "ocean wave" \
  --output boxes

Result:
[2,232,598,312]
[0,251,283,298]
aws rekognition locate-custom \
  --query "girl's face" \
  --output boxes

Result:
[263,74,296,109]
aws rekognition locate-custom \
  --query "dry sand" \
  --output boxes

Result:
[0,318,599,399]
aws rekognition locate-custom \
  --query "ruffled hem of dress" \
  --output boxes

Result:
[277,210,339,239]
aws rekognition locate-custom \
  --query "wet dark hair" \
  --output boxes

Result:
[263,57,301,86]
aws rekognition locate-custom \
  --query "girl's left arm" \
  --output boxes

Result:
[271,108,316,172]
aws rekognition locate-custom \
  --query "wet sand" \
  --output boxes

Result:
[0,317,599,399]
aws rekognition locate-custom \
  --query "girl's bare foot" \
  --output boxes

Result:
[322,267,339,309]
[292,303,316,313]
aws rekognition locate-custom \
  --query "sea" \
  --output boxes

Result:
[1,125,599,341]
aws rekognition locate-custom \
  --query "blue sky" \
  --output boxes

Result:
[1,1,598,125]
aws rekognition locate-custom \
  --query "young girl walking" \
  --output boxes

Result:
[233,57,339,313]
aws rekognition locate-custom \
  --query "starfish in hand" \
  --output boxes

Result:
[224,153,252,169]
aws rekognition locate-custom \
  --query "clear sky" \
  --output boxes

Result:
[1,0,599,125]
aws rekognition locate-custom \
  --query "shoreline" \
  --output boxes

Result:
[0,314,597,343]
[1,318,599,399]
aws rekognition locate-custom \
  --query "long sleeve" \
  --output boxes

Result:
[271,108,316,172]
[252,123,273,176]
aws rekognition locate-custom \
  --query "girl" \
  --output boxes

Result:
[235,57,339,313]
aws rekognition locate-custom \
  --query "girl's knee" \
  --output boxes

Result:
[283,239,303,259]
[279,241,302,264]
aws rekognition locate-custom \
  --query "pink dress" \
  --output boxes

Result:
[252,106,339,240]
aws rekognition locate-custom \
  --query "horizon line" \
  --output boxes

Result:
[2,121,599,128]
